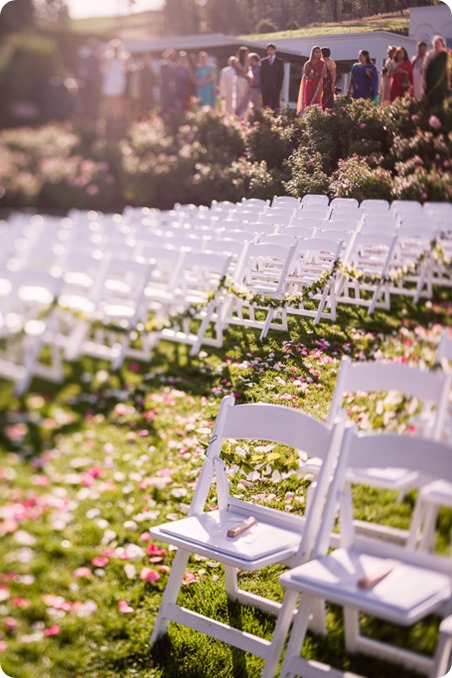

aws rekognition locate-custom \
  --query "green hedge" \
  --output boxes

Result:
[0,95,451,212]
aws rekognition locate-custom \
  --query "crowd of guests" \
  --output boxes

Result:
[75,34,450,135]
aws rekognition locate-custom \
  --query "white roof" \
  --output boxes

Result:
[247,30,418,65]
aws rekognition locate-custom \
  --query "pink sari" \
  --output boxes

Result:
[297,59,324,114]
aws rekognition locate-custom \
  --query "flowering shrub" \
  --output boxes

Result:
[284,148,330,197]
[393,162,452,202]
[180,108,246,162]
[0,97,451,211]
[330,154,393,201]
[38,155,118,210]
[245,108,298,170]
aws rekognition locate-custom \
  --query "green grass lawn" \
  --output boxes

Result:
[0,289,451,677]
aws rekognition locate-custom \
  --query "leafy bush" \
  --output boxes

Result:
[37,155,118,210]
[0,33,65,126]
[284,148,330,198]
[330,154,393,201]
[1,97,451,211]
[256,18,277,33]
[393,160,452,202]
[245,108,297,170]
[180,108,246,163]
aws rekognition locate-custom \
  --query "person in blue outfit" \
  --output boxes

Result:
[347,49,379,102]
[194,51,216,108]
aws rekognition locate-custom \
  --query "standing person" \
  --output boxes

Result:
[412,41,427,101]
[159,49,178,120]
[175,51,194,112]
[424,35,451,108]
[347,49,379,102]
[231,45,251,119]
[389,47,414,101]
[379,45,396,105]
[101,39,129,136]
[321,46,336,110]
[194,51,217,108]
[260,42,285,111]
[297,46,325,115]
[138,53,156,117]
[78,37,102,124]
[219,56,236,115]
[249,53,263,112]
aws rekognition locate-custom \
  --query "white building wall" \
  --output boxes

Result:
[409,4,452,48]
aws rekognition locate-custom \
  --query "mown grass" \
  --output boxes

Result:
[0,288,451,677]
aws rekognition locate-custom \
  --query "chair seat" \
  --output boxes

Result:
[418,479,452,507]
[58,294,96,314]
[281,548,451,625]
[348,467,420,490]
[151,508,301,570]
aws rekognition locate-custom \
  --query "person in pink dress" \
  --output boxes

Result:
[297,46,325,115]
[390,47,414,101]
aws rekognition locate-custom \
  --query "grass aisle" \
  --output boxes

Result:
[0,291,451,677]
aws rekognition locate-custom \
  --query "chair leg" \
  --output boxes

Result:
[278,593,316,678]
[431,614,452,678]
[150,548,190,645]
[261,589,300,678]
[343,607,360,653]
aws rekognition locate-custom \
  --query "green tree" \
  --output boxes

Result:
[163,0,201,35]
[204,0,243,34]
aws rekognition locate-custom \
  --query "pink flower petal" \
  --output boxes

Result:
[139,567,160,583]
[73,567,93,579]
[91,556,109,567]
[118,600,134,614]
[44,625,60,636]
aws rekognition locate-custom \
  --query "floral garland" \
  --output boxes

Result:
[53,241,451,335]
[341,239,451,286]
[223,259,342,310]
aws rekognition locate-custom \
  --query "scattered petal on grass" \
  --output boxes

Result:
[118,600,134,614]
[182,571,197,585]
[91,557,109,567]
[139,567,160,583]
[44,625,60,636]
[124,564,136,579]
[73,567,92,579]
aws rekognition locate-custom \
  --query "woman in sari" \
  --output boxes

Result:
[231,46,251,119]
[390,47,414,101]
[297,46,325,115]
[424,35,451,108]
[347,50,379,102]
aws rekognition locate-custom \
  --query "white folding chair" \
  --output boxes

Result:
[406,330,452,552]
[224,241,297,339]
[391,223,438,302]
[64,255,152,370]
[152,250,232,356]
[150,395,344,665]
[336,231,399,314]
[300,194,330,207]
[0,269,64,395]
[285,236,343,325]
[327,356,450,511]
[273,427,452,678]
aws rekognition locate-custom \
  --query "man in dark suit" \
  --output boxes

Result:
[260,43,285,111]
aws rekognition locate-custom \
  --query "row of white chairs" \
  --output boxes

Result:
[150,340,452,678]
[0,197,450,394]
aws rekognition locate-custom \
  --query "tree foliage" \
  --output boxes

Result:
[197,0,439,34]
